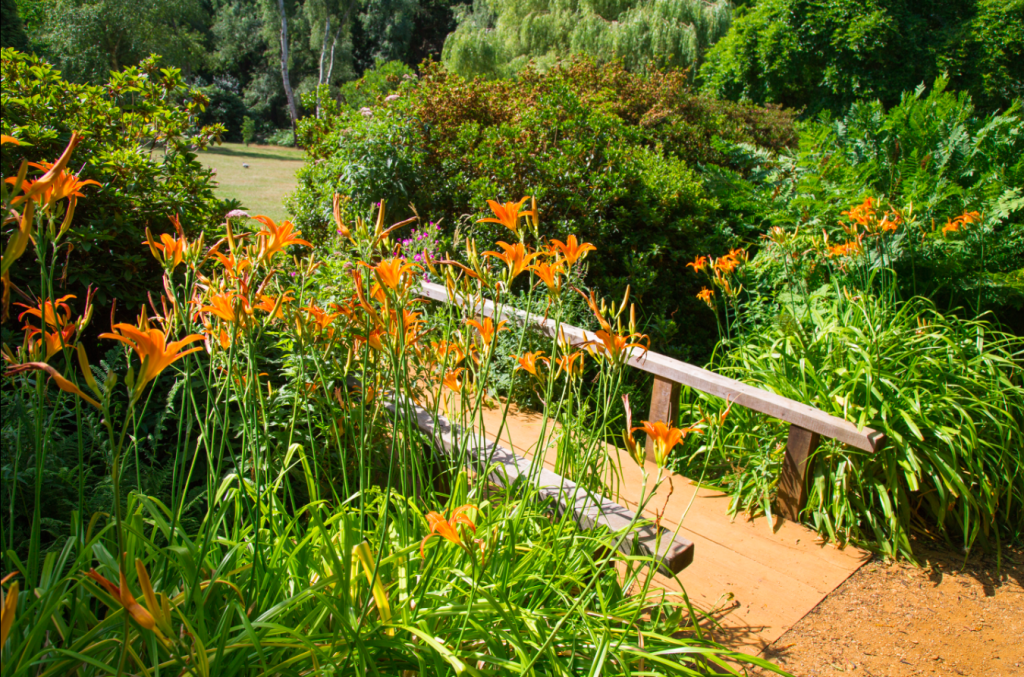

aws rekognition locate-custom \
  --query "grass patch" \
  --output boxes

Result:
[196,142,305,222]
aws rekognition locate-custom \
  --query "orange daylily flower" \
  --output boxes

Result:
[354,326,385,352]
[477,198,533,236]
[633,420,701,466]
[0,135,19,146]
[84,568,163,636]
[26,325,77,361]
[144,229,186,270]
[1,573,18,648]
[100,321,204,398]
[303,302,342,334]
[587,329,648,361]
[466,316,508,347]
[696,287,714,307]
[827,240,861,257]
[253,292,294,319]
[554,351,585,377]
[253,215,312,261]
[841,197,876,228]
[713,248,747,274]
[686,255,708,273]
[513,351,548,376]
[365,257,420,291]
[548,235,596,266]
[16,294,76,331]
[942,210,982,235]
[421,506,477,557]
[529,259,565,291]
[441,367,466,393]
[14,132,83,206]
[211,247,252,279]
[143,216,190,270]
[199,292,252,325]
[3,361,100,409]
[483,241,540,281]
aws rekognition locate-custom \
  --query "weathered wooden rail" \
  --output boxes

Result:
[418,281,885,522]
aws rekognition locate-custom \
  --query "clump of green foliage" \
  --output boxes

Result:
[678,180,1024,558]
[751,81,1024,330]
[293,59,797,359]
[0,48,228,313]
[700,0,1024,116]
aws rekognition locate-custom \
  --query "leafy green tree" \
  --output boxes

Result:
[38,0,210,83]
[1,0,29,51]
[442,0,732,78]
[700,0,1023,116]
[358,0,419,66]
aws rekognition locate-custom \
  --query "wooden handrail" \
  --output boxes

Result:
[419,280,886,521]
[419,281,884,452]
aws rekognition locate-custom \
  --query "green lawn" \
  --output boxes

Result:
[197,143,306,223]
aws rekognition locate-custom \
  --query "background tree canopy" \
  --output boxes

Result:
[699,0,1024,115]
[441,0,732,78]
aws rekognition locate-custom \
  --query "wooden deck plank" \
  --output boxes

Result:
[474,403,871,653]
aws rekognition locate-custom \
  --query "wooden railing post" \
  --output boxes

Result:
[645,375,681,463]
[776,424,821,522]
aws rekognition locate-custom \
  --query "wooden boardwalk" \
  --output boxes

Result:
[476,404,871,655]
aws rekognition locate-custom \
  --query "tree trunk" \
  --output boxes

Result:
[276,0,300,143]
[317,16,331,117]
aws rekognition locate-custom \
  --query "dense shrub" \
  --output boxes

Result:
[292,60,797,359]
[0,49,227,315]
[700,0,1024,116]
[750,82,1024,330]
[677,293,1024,558]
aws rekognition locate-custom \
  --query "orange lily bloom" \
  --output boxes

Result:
[587,329,648,361]
[14,132,83,206]
[26,325,76,361]
[354,326,385,352]
[210,246,252,279]
[365,257,420,291]
[430,340,466,367]
[633,420,701,466]
[841,197,876,228]
[483,241,540,281]
[16,294,76,331]
[4,361,100,409]
[421,506,476,557]
[84,568,162,635]
[253,215,312,261]
[529,259,565,291]
[686,255,709,274]
[477,198,533,236]
[514,351,548,376]
[100,321,204,398]
[466,316,508,347]
[554,351,585,377]
[253,292,294,319]
[549,235,596,266]
[441,367,466,393]
[199,292,252,325]
[696,287,714,307]
[0,135,19,146]
[303,303,342,334]
[143,228,186,270]
[1,573,18,648]
[827,240,861,257]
